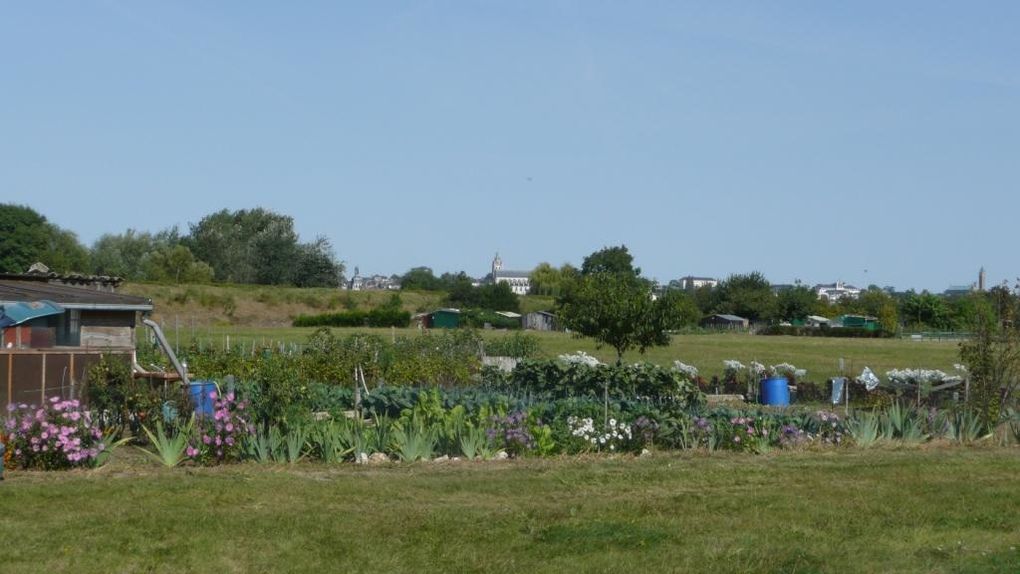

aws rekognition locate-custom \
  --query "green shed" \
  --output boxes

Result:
[428,308,461,329]
[838,314,880,331]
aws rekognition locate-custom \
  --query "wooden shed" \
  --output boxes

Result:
[522,311,558,331]
[700,314,750,330]
[427,308,461,329]
[0,277,153,407]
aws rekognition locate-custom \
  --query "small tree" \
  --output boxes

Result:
[558,272,682,364]
[959,317,1020,427]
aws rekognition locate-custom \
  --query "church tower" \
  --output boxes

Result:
[492,252,503,279]
[979,267,986,291]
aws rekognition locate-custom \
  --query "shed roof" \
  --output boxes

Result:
[709,314,747,322]
[0,280,153,311]
[0,300,64,327]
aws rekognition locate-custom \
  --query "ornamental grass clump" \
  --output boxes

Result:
[3,397,105,470]
[188,391,254,464]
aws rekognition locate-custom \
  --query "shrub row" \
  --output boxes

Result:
[293,308,410,328]
[760,325,893,338]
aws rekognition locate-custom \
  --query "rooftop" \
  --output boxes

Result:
[0,280,153,311]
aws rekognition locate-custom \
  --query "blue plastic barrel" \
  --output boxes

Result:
[761,376,790,406]
[188,380,219,416]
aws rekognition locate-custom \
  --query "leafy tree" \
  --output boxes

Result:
[141,245,214,284]
[529,262,560,296]
[775,286,819,322]
[658,289,701,327]
[400,267,442,291]
[900,291,951,330]
[90,228,182,279]
[558,271,682,364]
[478,282,520,312]
[713,272,776,322]
[292,237,343,287]
[580,245,639,277]
[0,204,89,273]
[186,208,341,286]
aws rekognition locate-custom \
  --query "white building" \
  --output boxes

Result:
[491,253,531,296]
[678,276,719,290]
[814,281,861,302]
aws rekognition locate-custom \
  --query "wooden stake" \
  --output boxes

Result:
[41,353,47,403]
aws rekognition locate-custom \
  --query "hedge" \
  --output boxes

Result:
[293,308,410,328]
[760,325,893,338]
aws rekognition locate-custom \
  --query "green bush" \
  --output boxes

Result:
[293,308,410,328]
[760,325,892,338]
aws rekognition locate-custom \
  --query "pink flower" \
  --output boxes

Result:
[208,391,218,400]
[186,446,199,458]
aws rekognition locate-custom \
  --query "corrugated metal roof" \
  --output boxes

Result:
[713,314,747,322]
[0,280,153,311]
[0,300,65,327]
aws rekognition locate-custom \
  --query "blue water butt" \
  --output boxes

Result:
[188,380,219,416]
[761,376,790,406]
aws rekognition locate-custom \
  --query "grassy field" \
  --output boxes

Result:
[160,325,960,382]
[1,447,1017,573]
[125,282,961,380]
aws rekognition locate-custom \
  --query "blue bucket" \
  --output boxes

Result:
[188,380,219,416]
[761,376,790,406]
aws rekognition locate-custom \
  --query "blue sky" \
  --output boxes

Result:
[2,2,1017,291]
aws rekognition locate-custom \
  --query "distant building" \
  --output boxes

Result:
[943,284,975,297]
[805,315,831,328]
[522,311,557,331]
[347,267,400,291]
[814,281,861,302]
[677,276,718,290]
[491,253,531,295]
[700,314,749,330]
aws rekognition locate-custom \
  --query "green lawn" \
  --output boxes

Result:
[167,326,960,381]
[1,448,1017,573]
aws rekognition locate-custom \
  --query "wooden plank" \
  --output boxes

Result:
[41,353,47,403]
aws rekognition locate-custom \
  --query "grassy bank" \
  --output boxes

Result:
[1,448,1017,573]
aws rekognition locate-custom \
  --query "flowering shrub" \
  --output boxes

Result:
[812,410,845,444]
[566,416,634,453]
[722,360,746,382]
[770,363,807,381]
[188,390,254,464]
[488,411,535,456]
[3,397,104,470]
[557,351,602,367]
[672,361,699,380]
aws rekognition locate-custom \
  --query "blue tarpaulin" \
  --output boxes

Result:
[0,300,64,328]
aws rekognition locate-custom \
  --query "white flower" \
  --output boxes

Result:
[609,418,617,426]
[558,351,602,367]
[673,361,699,378]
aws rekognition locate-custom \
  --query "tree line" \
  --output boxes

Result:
[0,204,344,287]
